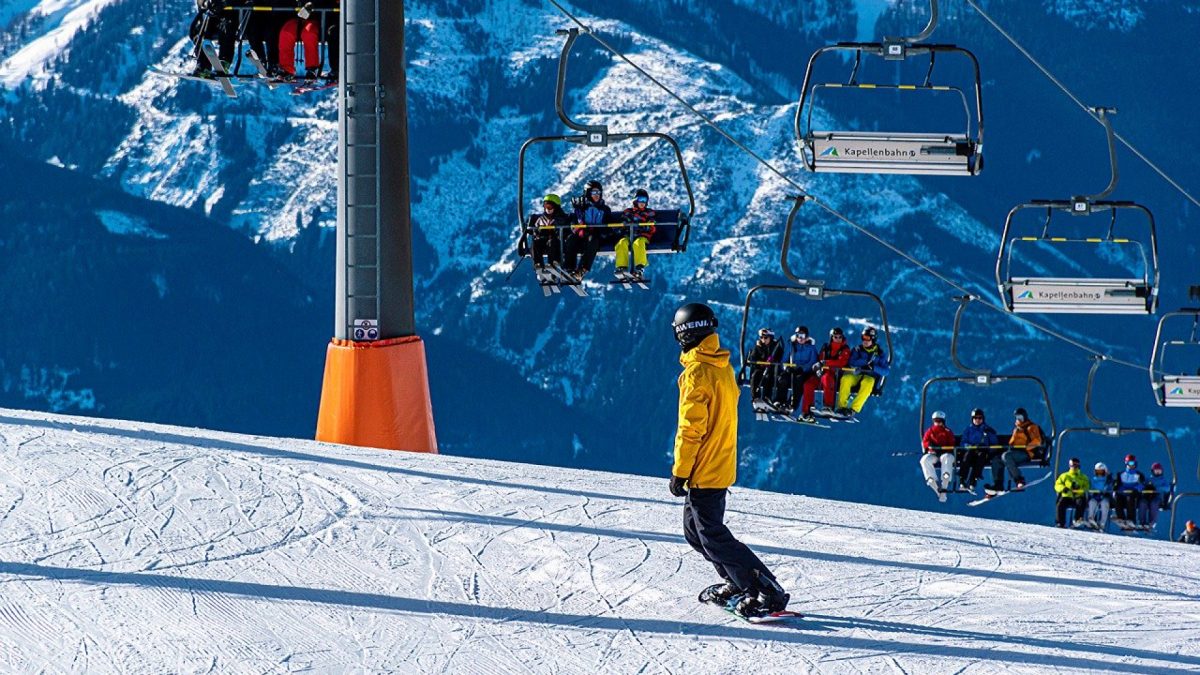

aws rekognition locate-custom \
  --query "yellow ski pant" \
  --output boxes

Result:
[836,373,877,413]
[615,235,649,270]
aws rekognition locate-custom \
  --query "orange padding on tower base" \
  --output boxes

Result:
[316,336,438,453]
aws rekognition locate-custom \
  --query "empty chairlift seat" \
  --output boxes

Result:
[996,201,1160,315]
[1151,308,1200,407]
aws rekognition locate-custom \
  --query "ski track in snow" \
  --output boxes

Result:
[0,407,1197,673]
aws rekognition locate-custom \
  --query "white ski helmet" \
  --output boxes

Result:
[931,410,947,421]
[1094,462,1108,473]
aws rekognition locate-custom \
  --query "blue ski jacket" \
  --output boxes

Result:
[788,337,819,374]
[961,422,998,447]
[1147,474,1172,497]
[846,343,890,377]
[1116,469,1147,493]
[1091,473,1116,497]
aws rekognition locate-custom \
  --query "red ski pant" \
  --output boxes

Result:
[279,18,320,75]
[802,370,839,410]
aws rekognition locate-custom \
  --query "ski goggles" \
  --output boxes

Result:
[588,189,603,197]
[634,196,648,204]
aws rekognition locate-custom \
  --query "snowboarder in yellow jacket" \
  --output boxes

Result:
[1054,457,1090,528]
[671,302,789,620]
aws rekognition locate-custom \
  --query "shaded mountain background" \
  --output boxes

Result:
[0,0,1196,528]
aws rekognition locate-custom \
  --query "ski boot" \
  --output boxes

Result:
[632,264,645,281]
[697,582,740,607]
[798,412,817,424]
[834,407,855,419]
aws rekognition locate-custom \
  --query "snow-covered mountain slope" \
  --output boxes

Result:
[1,407,1197,673]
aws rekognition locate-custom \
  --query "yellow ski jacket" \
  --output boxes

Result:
[1054,468,1090,498]
[673,333,739,489]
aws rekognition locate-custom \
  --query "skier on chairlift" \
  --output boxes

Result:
[615,188,656,282]
[1114,454,1148,527]
[986,407,1045,494]
[920,410,956,503]
[785,326,820,421]
[530,193,568,279]
[747,328,785,407]
[834,326,889,419]
[810,327,850,417]
[959,408,998,493]
[1054,457,1089,528]
[1140,462,1172,530]
[1086,462,1115,530]
[188,0,235,76]
[565,179,611,281]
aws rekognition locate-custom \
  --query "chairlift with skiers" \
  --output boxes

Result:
[1149,305,1200,407]
[995,108,1160,315]
[1054,357,1177,536]
[154,1,341,98]
[917,296,1058,503]
[514,27,696,298]
[736,198,895,427]
[795,0,984,176]
[1168,456,1200,545]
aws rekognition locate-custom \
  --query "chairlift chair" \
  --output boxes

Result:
[514,28,696,295]
[1055,357,1178,537]
[995,108,1160,315]
[795,0,984,176]
[183,2,341,94]
[917,296,1058,494]
[1149,308,1200,407]
[1167,448,1199,544]
[738,197,896,426]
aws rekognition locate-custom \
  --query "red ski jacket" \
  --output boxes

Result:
[818,341,850,371]
[923,424,957,452]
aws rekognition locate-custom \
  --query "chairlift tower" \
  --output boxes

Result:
[316,0,437,453]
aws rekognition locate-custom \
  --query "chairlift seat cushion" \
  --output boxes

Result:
[808,131,978,176]
[1007,277,1153,314]
[1162,375,1200,406]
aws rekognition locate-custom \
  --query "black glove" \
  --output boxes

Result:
[669,476,688,497]
[571,196,586,211]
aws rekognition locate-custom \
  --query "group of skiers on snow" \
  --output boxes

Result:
[528,181,660,283]
[189,0,340,81]
[919,407,1046,502]
[1053,454,1173,532]
[747,325,890,422]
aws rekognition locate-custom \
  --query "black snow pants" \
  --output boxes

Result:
[1056,495,1085,527]
[683,488,774,593]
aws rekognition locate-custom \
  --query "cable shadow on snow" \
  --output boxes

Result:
[0,560,1194,674]
[395,507,1200,601]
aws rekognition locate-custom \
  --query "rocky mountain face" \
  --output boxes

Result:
[1,0,1196,523]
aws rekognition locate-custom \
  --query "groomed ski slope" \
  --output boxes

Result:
[0,409,1197,674]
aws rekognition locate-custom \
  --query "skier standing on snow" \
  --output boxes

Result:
[987,407,1045,494]
[920,410,957,502]
[1140,462,1172,530]
[614,188,656,281]
[1054,457,1089,528]
[785,326,820,421]
[959,408,998,493]
[1179,520,1200,545]
[670,302,790,619]
[1086,462,1115,530]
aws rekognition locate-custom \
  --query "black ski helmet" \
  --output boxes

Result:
[830,327,845,339]
[1068,457,1081,468]
[673,303,718,351]
[1014,407,1028,420]
[971,408,985,418]
[585,179,603,197]
[634,188,649,201]
[861,326,878,340]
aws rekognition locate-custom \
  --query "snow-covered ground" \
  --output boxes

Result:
[0,407,1197,673]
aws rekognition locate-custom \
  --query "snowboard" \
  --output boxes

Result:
[718,604,804,625]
